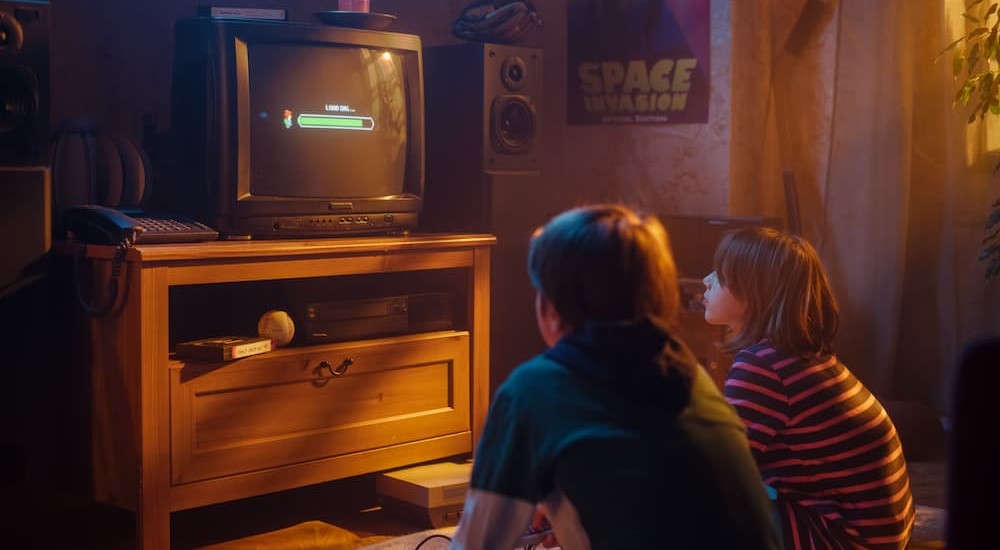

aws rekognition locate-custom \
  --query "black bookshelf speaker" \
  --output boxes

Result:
[0,0,49,165]
[424,42,542,182]
[422,42,543,232]
[422,43,547,393]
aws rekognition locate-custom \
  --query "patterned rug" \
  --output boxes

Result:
[197,521,397,550]
[198,462,949,549]
[356,527,456,550]
[199,509,943,550]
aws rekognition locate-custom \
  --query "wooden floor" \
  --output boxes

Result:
[909,461,947,509]
[1,458,948,549]
[2,471,430,549]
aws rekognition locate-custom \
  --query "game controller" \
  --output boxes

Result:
[516,518,554,549]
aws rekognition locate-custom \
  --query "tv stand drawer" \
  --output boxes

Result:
[169,331,471,486]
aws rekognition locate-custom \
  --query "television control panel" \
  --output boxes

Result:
[222,211,419,238]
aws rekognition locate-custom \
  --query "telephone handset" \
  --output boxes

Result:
[62,204,141,247]
[61,204,219,246]
[61,205,219,316]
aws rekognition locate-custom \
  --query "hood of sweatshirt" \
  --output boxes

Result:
[544,316,696,414]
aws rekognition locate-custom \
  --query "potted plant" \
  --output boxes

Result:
[941,0,1000,280]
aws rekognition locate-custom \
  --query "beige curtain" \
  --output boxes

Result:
[730,0,1000,413]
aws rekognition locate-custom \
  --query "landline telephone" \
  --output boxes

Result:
[61,204,219,246]
[61,205,219,316]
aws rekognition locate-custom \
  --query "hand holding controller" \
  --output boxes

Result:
[517,512,556,549]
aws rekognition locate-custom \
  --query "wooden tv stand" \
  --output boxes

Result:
[64,233,494,549]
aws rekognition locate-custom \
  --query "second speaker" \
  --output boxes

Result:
[0,0,49,164]
[425,43,541,173]
[422,42,542,233]
[422,43,546,393]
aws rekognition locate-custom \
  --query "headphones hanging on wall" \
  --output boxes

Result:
[453,0,542,44]
[50,116,154,220]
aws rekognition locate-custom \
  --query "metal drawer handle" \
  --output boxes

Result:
[320,358,353,377]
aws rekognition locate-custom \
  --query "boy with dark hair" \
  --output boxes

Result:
[450,204,779,549]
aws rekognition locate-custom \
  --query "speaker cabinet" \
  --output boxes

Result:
[426,42,541,174]
[422,43,546,392]
[422,43,542,232]
[0,165,50,291]
[0,1,48,165]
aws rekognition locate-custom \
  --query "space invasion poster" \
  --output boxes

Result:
[567,0,711,125]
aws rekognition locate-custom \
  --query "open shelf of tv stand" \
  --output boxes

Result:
[63,233,495,550]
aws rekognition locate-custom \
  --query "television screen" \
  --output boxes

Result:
[248,43,408,199]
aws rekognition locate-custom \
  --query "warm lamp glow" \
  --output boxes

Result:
[948,0,1000,161]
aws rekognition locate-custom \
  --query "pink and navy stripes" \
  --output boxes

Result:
[724,343,915,549]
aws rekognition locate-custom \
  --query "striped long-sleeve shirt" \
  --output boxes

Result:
[723,343,915,549]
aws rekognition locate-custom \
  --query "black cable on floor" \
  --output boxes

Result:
[414,533,452,549]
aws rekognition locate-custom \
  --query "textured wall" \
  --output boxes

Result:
[532,0,732,218]
[49,0,733,220]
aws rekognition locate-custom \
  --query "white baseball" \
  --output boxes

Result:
[258,310,295,347]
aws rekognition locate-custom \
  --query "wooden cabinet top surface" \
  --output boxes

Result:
[55,233,497,265]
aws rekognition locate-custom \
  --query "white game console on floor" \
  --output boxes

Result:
[376,460,473,528]
[375,460,472,528]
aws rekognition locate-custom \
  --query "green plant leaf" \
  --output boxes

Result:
[979,71,994,90]
[980,243,1000,281]
[955,54,966,76]
[940,36,967,56]
[983,226,1000,244]
[967,0,988,12]
[988,2,998,17]
[987,200,1000,229]
[969,42,982,73]
[969,26,991,39]
[960,81,975,104]
[986,257,1000,281]
[965,13,982,23]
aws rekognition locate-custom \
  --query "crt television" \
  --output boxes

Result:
[163,18,424,238]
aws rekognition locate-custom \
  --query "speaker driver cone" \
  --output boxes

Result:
[0,11,25,52]
[500,55,527,92]
[491,95,534,155]
[0,69,35,134]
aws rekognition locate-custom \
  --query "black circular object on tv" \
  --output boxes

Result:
[313,11,396,30]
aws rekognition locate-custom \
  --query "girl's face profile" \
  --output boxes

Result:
[702,271,746,331]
